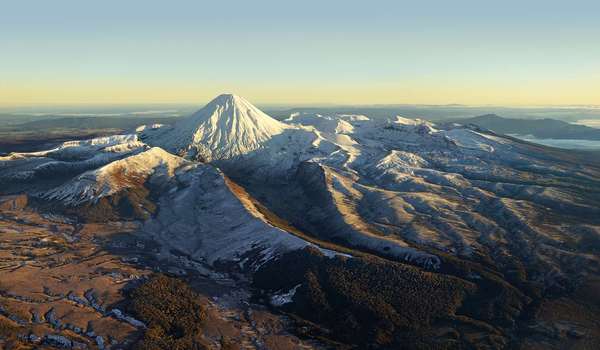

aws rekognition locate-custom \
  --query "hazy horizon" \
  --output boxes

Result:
[2,100,600,110]
[2,0,599,106]
[3,97,600,131]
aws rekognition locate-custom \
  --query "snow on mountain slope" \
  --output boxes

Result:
[0,121,343,267]
[224,110,600,281]
[139,95,347,181]
[1,134,142,161]
[375,150,429,171]
[393,116,436,128]
[297,162,441,268]
[42,147,188,205]
[286,113,355,135]
[285,112,449,155]
[141,94,289,161]
[140,163,323,269]
[337,114,370,122]
[0,135,148,189]
[442,128,511,152]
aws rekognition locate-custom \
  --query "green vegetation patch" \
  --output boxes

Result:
[254,247,478,348]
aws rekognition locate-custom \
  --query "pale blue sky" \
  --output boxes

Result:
[1,0,599,105]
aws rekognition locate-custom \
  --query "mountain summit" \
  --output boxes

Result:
[144,94,288,161]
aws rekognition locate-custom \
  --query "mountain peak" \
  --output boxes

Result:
[210,93,244,102]
[201,93,265,118]
[144,93,288,161]
[205,93,245,108]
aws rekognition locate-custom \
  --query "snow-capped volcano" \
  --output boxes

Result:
[142,94,288,161]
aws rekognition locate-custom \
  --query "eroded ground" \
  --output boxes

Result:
[0,196,320,350]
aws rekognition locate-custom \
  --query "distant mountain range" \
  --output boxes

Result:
[0,115,180,132]
[453,114,600,140]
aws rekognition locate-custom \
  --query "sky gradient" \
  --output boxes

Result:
[1,0,599,106]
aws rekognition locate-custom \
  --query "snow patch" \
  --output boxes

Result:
[270,284,301,306]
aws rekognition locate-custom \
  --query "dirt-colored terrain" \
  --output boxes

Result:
[0,195,320,349]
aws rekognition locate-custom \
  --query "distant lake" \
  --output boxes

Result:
[508,134,600,150]
[574,119,600,128]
